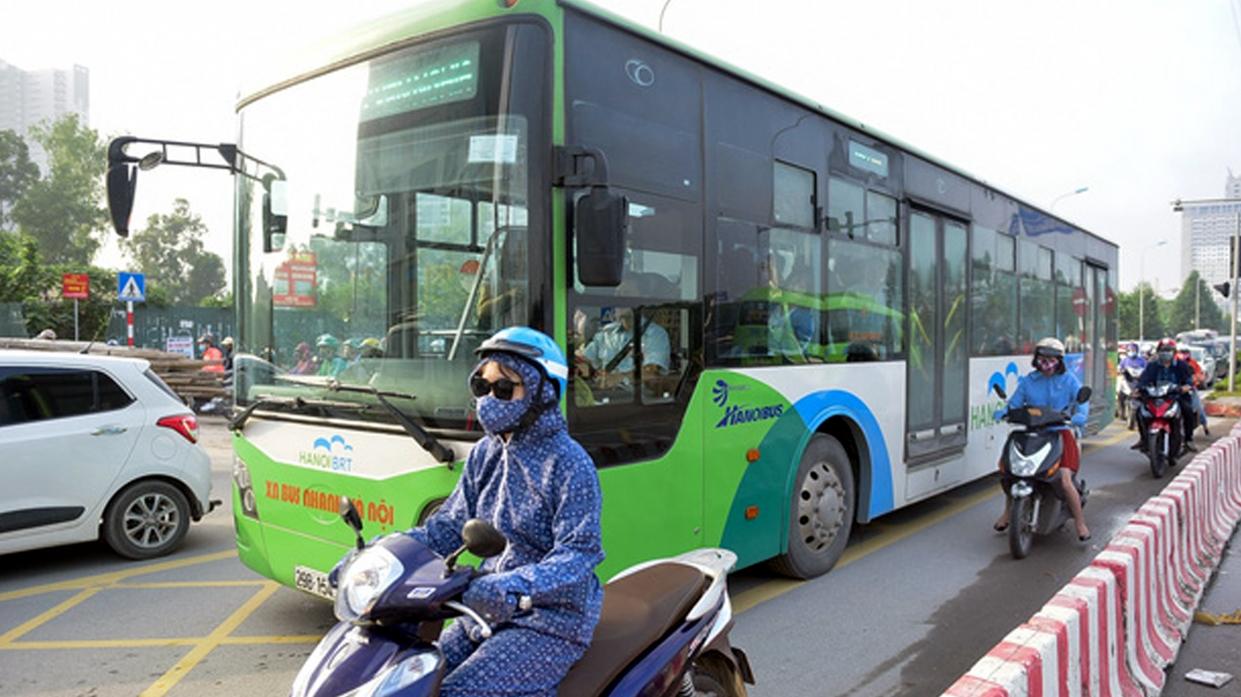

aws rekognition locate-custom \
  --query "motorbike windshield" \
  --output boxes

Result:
[234,22,549,431]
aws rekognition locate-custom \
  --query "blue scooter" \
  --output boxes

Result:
[290,498,754,697]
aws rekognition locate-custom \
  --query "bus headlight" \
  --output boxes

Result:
[335,547,403,622]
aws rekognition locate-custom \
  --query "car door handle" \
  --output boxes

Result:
[91,426,128,436]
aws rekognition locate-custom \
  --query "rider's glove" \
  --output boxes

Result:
[992,407,1006,422]
[1070,413,1087,429]
[463,573,524,625]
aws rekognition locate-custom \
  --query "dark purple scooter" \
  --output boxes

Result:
[290,498,754,697]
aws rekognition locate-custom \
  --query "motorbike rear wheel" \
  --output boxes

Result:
[691,653,748,697]
[1008,495,1035,559]
[1148,432,1168,478]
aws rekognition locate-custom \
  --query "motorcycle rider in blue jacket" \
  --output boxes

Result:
[1133,337,1196,454]
[993,337,1091,541]
[405,327,604,697]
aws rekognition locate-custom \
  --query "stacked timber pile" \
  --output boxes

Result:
[0,338,228,403]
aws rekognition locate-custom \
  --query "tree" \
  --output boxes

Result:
[0,130,39,231]
[1118,283,1165,340]
[123,198,226,306]
[1166,271,1228,335]
[10,114,108,265]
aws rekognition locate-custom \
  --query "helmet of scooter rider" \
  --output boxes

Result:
[1032,336,1066,373]
[475,326,568,402]
[1156,338,1176,363]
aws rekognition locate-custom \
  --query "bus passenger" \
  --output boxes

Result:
[400,327,603,697]
[575,307,670,391]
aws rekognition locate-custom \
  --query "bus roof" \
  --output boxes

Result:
[237,0,1113,251]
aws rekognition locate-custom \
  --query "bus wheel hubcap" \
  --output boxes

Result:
[798,461,845,552]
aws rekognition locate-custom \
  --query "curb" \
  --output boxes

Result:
[941,425,1241,696]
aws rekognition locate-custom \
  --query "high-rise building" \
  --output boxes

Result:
[0,58,90,173]
[1180,171,1241,289]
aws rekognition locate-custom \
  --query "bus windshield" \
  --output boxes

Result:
[235,21,548,431]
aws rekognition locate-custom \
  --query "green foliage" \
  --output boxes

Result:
[199,290,234,309]
[123,198,226,306]
[1164,271,1228,335]
[0,130,39,231]
[10,114,108,265]
[1118,282,1165,340]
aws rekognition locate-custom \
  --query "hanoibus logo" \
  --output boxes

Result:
[711,379,729,407]
[711,379,783,429]
[298,434,354,472]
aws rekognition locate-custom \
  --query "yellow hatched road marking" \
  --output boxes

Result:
[0,550,237,602]
[138,582,281,697]
[734,423,1139,614]
[0,635,321,650]
[0,588,101,645]
[112,580,265,590]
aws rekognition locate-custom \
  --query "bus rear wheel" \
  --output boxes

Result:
[770,434,855,579]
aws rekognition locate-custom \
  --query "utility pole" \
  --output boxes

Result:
[1231,212,1239,390]
[1196,277,1200,330]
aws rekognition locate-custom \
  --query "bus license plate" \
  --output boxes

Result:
[294,565,335,600]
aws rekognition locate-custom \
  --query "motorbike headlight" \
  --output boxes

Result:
[1008,442,1049,477]
[356,652,442,697]
[334,547,403,622]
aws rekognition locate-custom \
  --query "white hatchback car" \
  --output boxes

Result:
[0,350,216,559]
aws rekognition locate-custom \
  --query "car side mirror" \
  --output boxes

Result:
[575,186,628,287]
[1076,386,1092,404]
[462,518,507,559]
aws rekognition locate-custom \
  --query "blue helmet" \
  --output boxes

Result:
[476,327,568,400]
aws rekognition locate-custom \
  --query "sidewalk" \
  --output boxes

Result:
[1163,534,1241,696]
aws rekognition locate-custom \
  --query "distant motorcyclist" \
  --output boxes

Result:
[993,337,1091,541]
[1119,342,1146,373]
[1177,344,1210,438]
[1134,338,1195,452]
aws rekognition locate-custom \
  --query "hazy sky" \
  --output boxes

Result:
[3,0,1239,293]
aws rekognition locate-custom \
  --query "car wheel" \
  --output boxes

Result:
[103,480,191,560]
[769,434,855,579]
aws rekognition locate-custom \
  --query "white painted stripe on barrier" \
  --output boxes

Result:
[1001,626,1059,697]
[1061,576,1129,697]
[1077,565,1153,695]
[1033,604,1082,697]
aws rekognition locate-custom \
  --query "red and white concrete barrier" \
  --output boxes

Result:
[941,425,1241,696]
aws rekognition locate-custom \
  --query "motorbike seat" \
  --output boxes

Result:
[557,562,709,697]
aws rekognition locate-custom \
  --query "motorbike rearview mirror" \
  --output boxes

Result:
[1076,386,1092,404]
[462,519,507,559]
[991,383,1008,400]
[338,496,366,550]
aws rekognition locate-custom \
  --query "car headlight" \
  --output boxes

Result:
[334,547,403,622]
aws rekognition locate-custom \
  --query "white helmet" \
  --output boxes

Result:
[1034,337,1066,358]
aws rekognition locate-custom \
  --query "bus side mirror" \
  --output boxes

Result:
[262,179,289,252]
[575,186,628,287]
[1076,386,1092,404]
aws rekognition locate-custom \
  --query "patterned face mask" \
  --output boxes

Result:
[475,395,529,435]
[1036,357,1059,373]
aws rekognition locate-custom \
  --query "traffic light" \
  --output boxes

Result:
[1215,281,1231,299]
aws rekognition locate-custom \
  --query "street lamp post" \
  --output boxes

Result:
[1139,239,1168,342]
[1050,186,1089,212]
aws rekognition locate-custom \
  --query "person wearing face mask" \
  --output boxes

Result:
[1133,337,1196,453]
[402,326,603,697]
[992,337,1091,541]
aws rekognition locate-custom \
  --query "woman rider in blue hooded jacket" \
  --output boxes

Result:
[404,327,604,697]
[992,337,1091,541]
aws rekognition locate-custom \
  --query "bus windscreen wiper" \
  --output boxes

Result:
[229,395,368,432]
[321,381,457,467]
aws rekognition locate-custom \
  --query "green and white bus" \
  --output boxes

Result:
[109,0,1119,592]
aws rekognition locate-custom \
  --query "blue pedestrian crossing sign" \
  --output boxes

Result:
[117,272,146,302]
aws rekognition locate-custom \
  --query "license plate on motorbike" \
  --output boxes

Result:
[294,565,335,600]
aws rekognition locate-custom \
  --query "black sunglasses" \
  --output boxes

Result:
[469,374,523,401]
